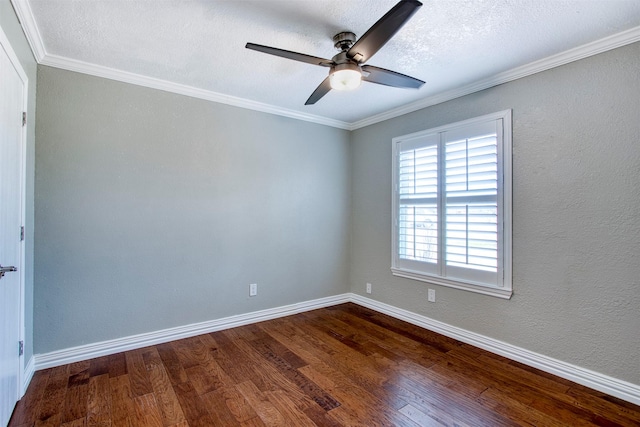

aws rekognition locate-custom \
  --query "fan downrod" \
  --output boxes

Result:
[333,32,356,51]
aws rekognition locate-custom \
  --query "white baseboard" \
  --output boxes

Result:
[31,292,640,406]
[349,294,640,406]
[21,355,35,397]
[34,293,350,370]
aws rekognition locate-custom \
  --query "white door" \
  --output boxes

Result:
[0,29,26,427]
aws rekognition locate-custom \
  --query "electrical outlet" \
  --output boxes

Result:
[428,288,436,302]
[249,283,257,297]
[366,282,372,294]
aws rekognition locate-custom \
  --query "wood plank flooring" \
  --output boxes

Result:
[9,303,640,426]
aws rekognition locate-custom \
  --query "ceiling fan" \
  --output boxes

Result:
[246,0,425,105]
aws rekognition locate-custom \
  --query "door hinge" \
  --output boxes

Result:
[19,341,24,356]
[20,226,25,241]
[22,111,27,127]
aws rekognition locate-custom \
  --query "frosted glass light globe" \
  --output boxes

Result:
[330,68,362,91]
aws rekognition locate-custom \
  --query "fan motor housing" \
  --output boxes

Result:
[333,31,356,51]
[330,61,361,75]
[331,51,360,67]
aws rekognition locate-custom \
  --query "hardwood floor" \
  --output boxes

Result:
[9,303,640,426]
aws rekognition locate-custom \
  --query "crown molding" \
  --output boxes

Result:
[40,54,352,130]
[10,0,640,131]
[10,0,45,61]
[349,26,640,130]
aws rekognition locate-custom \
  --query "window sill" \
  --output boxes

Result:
[390,267,513,299]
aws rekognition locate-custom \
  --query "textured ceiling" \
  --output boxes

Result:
[17,0,640,126]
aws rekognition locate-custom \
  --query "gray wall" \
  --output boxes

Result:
[350,42,640,384]
[35,66,351,353]
[32,37,639,387]
[1,0,37,362]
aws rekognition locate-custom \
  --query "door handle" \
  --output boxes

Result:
[0,264,17,279]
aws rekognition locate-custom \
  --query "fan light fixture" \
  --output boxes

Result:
[329,64,362,91]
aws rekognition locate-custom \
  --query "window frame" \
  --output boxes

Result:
[391,110,513,299]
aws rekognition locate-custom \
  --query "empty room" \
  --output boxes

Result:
[1,0,639,425]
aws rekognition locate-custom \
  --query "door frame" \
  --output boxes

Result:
[0,24,28,399]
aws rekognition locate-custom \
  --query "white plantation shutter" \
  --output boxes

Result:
[392,111,512,298]
[398,141,438,270]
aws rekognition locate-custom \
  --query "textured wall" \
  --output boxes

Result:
[35,66,351,353]
[350,42,640,384]
[31,35,640,388]
[1,0,37,362]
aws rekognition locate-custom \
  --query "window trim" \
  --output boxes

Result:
[391,110,512,299]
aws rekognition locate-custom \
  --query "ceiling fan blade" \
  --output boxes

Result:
[347,0,422,64]
[246,43,334,67]
[362,65,424,88]
[305,77,332,105]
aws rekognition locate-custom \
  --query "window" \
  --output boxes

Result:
[391,110,512,298]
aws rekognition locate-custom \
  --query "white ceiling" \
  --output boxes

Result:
[13,0,640,128]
